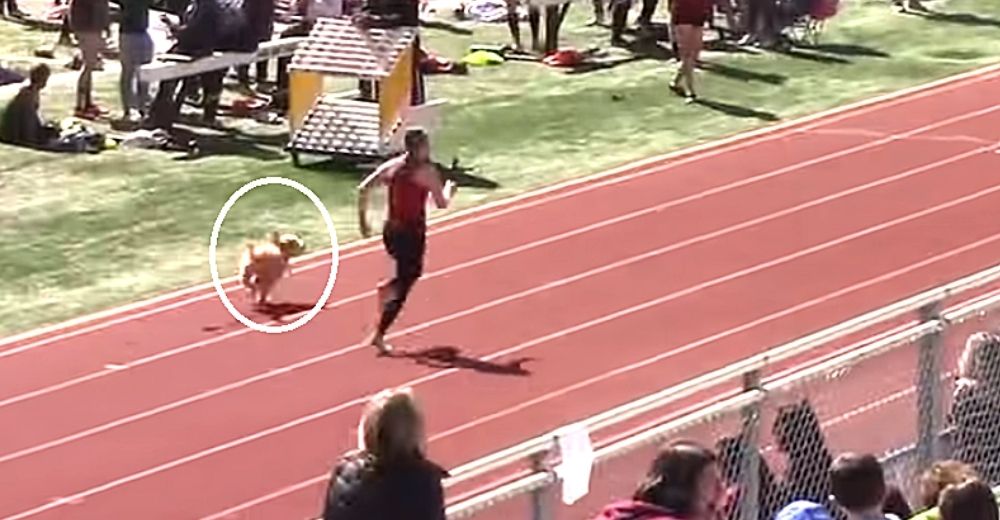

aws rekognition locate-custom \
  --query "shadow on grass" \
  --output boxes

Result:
[694,98,779,121]
[170,122,288,161]
[778,47,851,65]
[394,345,533,376]
[909,9,1000,28]
[421,19,474,35]
[439,160,501,189]
[701,61,787,84]
[799,43,890,58]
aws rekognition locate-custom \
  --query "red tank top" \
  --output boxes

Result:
[388,165,429,227]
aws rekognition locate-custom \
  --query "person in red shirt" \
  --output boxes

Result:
[668,0,712,101]
[358,129,456,355]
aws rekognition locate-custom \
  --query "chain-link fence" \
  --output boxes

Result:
[445,267,1000,520]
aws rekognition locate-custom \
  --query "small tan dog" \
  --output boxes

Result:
[239,232,307,306]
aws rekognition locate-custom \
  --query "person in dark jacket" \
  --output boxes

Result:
[0,64,57,148]
[715,435,783,520]
[69,0,110,118]
[321,387,447,520]
[594,440,726,520]
[951,332,1000,485]
[235,0,274,88]
[773,400,837,509]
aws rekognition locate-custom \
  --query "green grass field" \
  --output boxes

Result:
[1,0,999,335]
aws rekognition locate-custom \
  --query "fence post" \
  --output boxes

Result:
[738,369,763,520]
[916,300,944,473]
[529,443,555,520]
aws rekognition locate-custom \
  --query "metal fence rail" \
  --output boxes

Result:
[444,263,1000,520]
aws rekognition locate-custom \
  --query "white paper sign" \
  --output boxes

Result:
[553,423,594,505]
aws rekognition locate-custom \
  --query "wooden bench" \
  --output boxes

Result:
[138,37,305,84]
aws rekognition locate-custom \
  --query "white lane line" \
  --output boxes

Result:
[2,66,997,352]
[6,175,1000,520]
[2,100,996,379]
[0,141,989,421]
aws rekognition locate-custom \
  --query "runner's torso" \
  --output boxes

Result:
[387,163,429,229]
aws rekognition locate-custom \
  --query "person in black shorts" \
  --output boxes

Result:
[357,130,456,355]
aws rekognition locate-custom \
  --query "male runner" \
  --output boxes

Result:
[358,129,456,354]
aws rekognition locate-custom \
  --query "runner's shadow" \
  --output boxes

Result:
[397,346,533,376]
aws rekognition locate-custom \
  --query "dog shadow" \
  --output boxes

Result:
[395,345,533,376]
[256,302,315,321]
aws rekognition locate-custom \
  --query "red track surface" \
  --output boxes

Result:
[2,68,1000,520]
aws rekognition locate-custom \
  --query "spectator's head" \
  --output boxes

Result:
[634,440,724,519]
[776,501,835,520]
[28,64,50,91]
[830,453,886,516]
[773,400,827,459]
[357,387,426,466]
[939,479,998,520]
[404,128,430,163]
[958,332,1000,387]
[919,460,978,510]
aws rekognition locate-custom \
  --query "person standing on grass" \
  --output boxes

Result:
[357,129,455,355]
[69,0,109,119]
[119,0,154,122]
[1,0,25,18]
[668,0,711,101]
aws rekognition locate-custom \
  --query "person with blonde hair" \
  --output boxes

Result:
[321,388,447,520]
[918,460,979,512]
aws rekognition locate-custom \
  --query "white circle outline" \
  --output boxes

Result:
[209,176,339,334]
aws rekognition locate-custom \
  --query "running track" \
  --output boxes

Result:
[2,66,1000,519]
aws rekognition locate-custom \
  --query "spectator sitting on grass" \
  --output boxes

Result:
[829,453,903,520]
[0,64,58,148]
[939,479,999,520]
[593,440,726,520]
[320,387,447,520]
[951,332,1000,485]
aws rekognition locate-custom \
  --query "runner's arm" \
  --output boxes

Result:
[425,164,456,209]
[357,158,400,237]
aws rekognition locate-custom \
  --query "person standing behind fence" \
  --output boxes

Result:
[951,332,1000,486]
[667,0,710,101]
[320,388,447,520]
[69,0,109,119]
[119,0,154,122]
[916,461,979,513]
[773,400,839,513]
[939,479,999,520]
[829,453,904,520]
[593,440,726,520]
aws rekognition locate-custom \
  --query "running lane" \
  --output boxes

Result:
[0,68,999,519]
